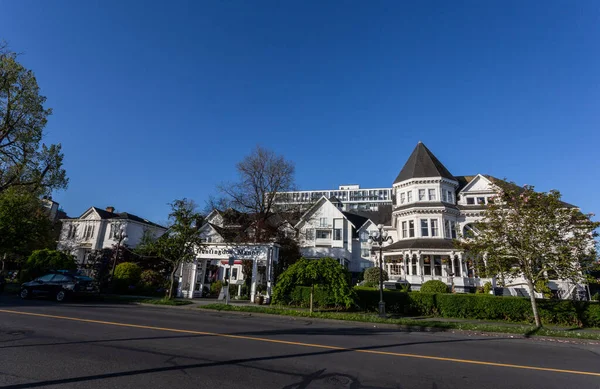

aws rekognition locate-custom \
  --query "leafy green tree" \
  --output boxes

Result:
[23,249,76,280]
[0,188,54,268]
[458,183,599,327]
[136,199,203,299]
[0,44,67,194]
[272,257,355,312]
[363,267,389,288]
[274,235,302,281]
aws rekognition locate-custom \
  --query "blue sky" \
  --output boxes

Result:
[2,1,599,224]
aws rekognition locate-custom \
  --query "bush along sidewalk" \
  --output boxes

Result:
[285,286,600,328]
[197,303,600,341]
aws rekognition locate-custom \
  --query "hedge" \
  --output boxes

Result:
[288,286,338,308]
[351,288,600,327]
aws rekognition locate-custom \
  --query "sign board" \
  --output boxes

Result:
[217,285,229,301]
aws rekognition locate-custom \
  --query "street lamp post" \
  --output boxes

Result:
[368,224,393,318]
[110,226,128,283]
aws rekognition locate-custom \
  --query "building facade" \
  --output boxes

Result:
[378,142,582,299]
[58,206,167,265]
[274,184,392,211]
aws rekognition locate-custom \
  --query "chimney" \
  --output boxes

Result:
[106,206,115,213]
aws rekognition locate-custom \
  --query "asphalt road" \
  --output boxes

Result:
[0,295,599,389]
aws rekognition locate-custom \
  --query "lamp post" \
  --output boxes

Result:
[110,225,128,283]
[368,224,393,318]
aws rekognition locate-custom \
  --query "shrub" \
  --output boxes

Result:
[114,262,142,289]
[22,249,77,281]
[420,280,448,294]
[139,269,163,288]
[593,293,600,302]
[363,267,388,286]
[350,288,600,327]
[273,258,355,308]
[210,280,223,296]
[483,282,492,294]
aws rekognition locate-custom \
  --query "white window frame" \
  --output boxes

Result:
[407,191,413,203]
[400,192,406,204]
[402,221,407,238]
[430,219,439,237]
[421,219,429,237]
[408,220,415,237]
[428,189,436,201]
[418,189,426,201]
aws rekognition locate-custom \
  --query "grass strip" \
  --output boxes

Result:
[198,303,600,341]
[140,298,194,306]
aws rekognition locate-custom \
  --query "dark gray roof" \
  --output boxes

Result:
[382,238,456,251]
[346,205,393,227]
[341,212,369,229]
[393,142,456,184]
[393,202,458,212]
[90,207,166,229]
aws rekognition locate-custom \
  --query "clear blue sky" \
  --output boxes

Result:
[2,0,599,224]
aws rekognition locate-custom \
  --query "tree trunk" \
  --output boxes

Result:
[527,279,542,328]
[310,284,314,314]
[167,264,179,300]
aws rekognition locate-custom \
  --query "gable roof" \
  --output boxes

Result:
[393,142,456,184]
[455,175,576,208]
[345,205,393,227]
[341,212,369,230]
[76,207,166,229]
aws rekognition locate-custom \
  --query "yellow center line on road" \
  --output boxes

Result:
[1,308,599,377]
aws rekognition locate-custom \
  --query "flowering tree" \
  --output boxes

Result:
[458,182,599,328]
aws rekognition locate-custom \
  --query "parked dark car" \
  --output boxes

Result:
[20,272,98,302]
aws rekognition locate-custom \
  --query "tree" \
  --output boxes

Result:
[0,45,67,194]
[274,235,302,281]
[458,183,599,327]
[272,257,355,312]
[22,249,76,280]
[136,199,203,299]
[0,188,54,269]
[363,267,389,288]
[218,145,295,242]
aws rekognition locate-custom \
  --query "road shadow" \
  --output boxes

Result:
[0,338,441,389]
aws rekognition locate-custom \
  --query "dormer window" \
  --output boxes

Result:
[442,191,448,202]
[466,197,475,205]
[400,192,406,204]
[477,197,485,205]
[418,189,426,201]
[407,191,413,202]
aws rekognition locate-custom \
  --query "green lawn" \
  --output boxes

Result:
[198,303,600,341]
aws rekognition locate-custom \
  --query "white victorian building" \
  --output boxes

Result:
[378,142,582,298]
[58,206,167,265]
[177,209,280,302]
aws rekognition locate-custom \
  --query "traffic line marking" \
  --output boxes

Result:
[1,308,599,377]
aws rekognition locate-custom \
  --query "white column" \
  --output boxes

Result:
[198,260,207,297]
[188,260,197,299]
[250,258,258,303]
[266,247,273,302]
